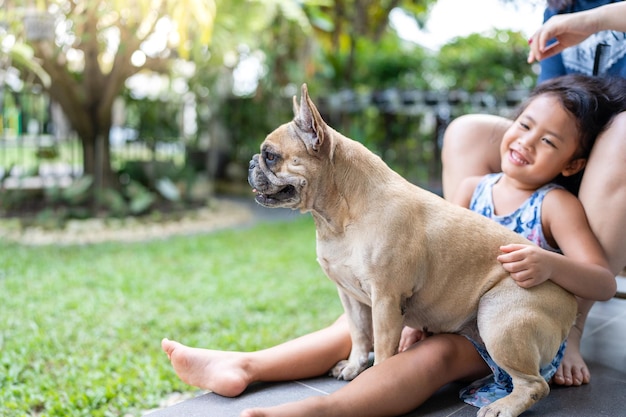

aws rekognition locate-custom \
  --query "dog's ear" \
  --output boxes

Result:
[293,83,326,153]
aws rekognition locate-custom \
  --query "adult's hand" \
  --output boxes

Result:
[527,12,598,63]
[527,2,626,63]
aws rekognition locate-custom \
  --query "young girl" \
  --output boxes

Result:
[162,74,621,417]
[447,0,626,387]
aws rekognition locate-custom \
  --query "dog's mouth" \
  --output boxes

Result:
[253,184,297,206]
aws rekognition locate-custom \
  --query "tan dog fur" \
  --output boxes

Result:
[248,84,577,417]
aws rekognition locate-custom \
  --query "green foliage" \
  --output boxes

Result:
[116,161,198,213]
[39,176,95,223]
[0,217,342,416]
[0,32,50,87]
[337,34,432,90]
[123,97,181,143]
[155,178,181,202]
[219,96,294,168]
[97,174,189,218]
[0,189,38,213]
[35,145,60,160]
[437,30,536,93]
[126,180,157,214]
[97,188,128,217]
[302,0,435,57]
[55,176,94,205]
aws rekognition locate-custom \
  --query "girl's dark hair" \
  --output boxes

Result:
[515,74,626,194]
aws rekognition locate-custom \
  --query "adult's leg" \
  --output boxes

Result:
[441,114,511,199]
[162,315,352,397]
[556,112,626,386]
[578,113,626,276]
[241,333,489,417]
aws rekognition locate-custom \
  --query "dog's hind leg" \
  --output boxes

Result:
[477,328,551,417]
[475,288,570,417]
[476,368,548,417]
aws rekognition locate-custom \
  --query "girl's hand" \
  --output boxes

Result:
[497,244,553,288]
[398,326,427,353]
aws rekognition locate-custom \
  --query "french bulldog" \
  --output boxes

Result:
[248,84,577,417]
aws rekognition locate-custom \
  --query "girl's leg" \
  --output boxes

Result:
[241,334,490,417]
[162,315,352,397]
[557,112,626,386]
[441,114,511,199]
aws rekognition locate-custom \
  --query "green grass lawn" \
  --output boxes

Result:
[0,217,343,417]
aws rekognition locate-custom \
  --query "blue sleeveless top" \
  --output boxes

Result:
[469,173,561,253]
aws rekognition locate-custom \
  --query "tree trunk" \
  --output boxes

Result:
[81,128,116,192]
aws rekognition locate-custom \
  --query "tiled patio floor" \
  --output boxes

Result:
[148,276,626,417]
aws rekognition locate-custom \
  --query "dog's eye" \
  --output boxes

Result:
[264,151,278,164]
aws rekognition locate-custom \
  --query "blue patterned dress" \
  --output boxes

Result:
[459,173,568,407]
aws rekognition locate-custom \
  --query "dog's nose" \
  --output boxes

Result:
[249,154,259,172]
[248,156,259,188]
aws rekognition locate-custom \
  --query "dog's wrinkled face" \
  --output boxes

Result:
[248,84,327,210]
[247,125,304,209]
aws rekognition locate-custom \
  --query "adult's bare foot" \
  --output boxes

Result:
[161,338,251,397]
[552,328,590,386]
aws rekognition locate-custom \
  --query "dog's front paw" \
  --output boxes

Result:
[329,360,362,380]
[329,358,368,381]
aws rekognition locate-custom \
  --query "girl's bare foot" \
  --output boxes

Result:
[552,327,590,386]
[552,347,590,386]
[161,338,251,397]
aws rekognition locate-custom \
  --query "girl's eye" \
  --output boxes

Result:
[542,137,556,148]
[519,122,529,130]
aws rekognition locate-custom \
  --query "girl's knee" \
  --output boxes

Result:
[420,335,475,369]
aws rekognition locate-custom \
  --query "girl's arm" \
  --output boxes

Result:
[497,189,616,301]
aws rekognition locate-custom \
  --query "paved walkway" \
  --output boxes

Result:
[0,195,293,246]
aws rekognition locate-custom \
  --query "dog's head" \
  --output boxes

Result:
[248,83,331,210]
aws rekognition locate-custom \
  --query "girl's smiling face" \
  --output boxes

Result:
[500,94,587,190]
